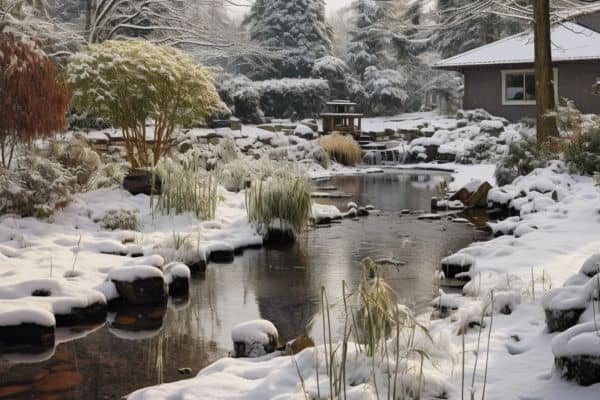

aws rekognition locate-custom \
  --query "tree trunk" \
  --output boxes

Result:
[533,0,559,141]
[85,0,92,34]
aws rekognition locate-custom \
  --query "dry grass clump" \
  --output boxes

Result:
[320,134,363,166]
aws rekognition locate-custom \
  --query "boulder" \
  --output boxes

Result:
[440,253,474,281]
[109,266,168,306]
[232,319,280,358]
[55,302,107,326]
[0,323,55,353]
[553,322,600,386]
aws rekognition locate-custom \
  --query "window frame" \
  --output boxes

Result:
[501,68,559,106]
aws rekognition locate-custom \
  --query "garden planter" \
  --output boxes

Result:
[123,170,161,196]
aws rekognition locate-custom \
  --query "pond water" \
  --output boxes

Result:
[0,171,490,400]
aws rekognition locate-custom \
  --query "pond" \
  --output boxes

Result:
[0,171,490,400]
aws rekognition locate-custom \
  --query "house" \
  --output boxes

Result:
[434,10,600,122]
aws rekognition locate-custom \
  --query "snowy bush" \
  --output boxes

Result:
[68,40,224,168]
[362,66,408,116]
[320,134,363,166]
[0,154,77,218]
[495,138,551,186]
[215,74,264,124]
[311,56,350,99]
[100,209,140,231]
[88,162,129,190]
[256,79,330,119]
[557,101,600,175]
[48,140,101,186]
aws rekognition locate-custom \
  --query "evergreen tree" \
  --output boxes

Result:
[245,0,332,79]
[435,0,524,58]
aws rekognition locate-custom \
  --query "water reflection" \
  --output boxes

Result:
[0,172,489,399]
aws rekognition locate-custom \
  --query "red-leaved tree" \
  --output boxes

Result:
[0,33,70,169]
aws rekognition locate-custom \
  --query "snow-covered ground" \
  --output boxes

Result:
[128,162,600,400]
[0,187,261,328]
[3,111,599,399]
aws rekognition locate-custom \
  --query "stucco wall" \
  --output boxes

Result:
[462,61,600,121]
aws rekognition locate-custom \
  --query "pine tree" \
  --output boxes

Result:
[245,0,332,79]
[345,0,388,77]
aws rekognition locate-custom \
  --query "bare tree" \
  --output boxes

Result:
[1,0,263,60]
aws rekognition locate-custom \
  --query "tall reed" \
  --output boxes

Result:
[246,174,312,234]
[154,158,218,220]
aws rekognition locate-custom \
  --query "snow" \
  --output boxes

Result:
[107,265,165,283]
[580,254,600,277]
[553,322,600,357]
[164,262,191,284]
[0,300,56,327]
[231,319,278,345]
[311,203,342,222]
[0,279,106,316]
[435,22,600,68]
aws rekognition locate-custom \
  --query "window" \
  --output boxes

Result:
[501,69,558,105]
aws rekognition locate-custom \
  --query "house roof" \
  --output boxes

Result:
[434,22,600,70]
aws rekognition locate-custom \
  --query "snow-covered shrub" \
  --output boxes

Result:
[215,74,264,124]
[311,56,350,99]
[0,32,70,169]
[0,154,77,218]
[48,140,101,186]
[246,174,312,235]
[557,101,600,175]
[362,66,409,116]
[320,134,363,166]
[88,162,128,190]
[217,158,305,193]
[215,138,240,164]
[495,138,550,186]
[307,146,331,169]
[155,158,218,220]
[216,158,255,192]
[100,209,140,231]
[256,79,330,119]
[68,40,224,168]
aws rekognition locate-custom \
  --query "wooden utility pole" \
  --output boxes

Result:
[533,0,559,141]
